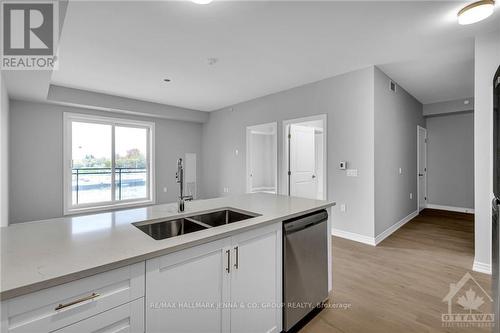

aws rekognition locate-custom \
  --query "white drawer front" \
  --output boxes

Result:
[1,262,145,333]
[53,298,144,333]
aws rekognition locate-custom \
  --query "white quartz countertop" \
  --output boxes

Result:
[1,193,334,300]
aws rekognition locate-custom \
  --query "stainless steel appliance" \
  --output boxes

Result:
[493,65,500,333]
[283,210,328,332]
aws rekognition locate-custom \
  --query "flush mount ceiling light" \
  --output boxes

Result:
[458,0,495,25]
[191,0,213,4]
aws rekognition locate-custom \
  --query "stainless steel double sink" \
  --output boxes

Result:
[133,209,259,240]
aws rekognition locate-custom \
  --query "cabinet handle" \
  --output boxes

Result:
[55,293,100,311]
[225,249,231,273]
[234,246,239,269]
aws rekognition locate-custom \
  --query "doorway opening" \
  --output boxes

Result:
[417,125,428,212]
[282,115,327,200]
[246,122,278,194]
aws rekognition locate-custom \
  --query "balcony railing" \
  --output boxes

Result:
[72,167,147,204]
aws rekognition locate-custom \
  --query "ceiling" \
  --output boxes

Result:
[8,1,500,111]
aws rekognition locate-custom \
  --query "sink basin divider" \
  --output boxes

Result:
[185,217,213,229]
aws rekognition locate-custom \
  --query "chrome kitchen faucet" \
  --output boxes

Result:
[176,158,193,212]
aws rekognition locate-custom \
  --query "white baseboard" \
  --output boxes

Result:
[426,203,474,214]
[332,229,376,246]
[333,210,419,246]
[374,210,418,245]
[472,260,492,275]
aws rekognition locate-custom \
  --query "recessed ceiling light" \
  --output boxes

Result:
[458,0,495,25]
[192,0,213,4]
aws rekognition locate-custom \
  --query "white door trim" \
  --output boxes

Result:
[246,122,278,194]
[281,114,327,200]
[417,125,427,212]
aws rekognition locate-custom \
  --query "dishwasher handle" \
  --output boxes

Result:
[284,210,328,234]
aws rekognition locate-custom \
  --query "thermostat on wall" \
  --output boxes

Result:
[339,161,347,170]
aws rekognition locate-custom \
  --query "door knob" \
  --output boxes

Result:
[312,175,316,179]
[418,173,424,176]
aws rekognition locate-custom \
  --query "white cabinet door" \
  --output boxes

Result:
[53,298,144,333]
[145,238,231,333]
[230,223,282,333]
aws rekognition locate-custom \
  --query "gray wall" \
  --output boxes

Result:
[474,30,500,269]
[0,73,9,227]
[374,67,425,236]
[48,85,209,123]
[426,112,474,209]
[423,98,474,116]
[9,100,203,223]
[201,67,376,238]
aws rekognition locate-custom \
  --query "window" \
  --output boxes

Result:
[64,113,155,214]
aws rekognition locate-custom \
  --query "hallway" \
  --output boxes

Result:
[302,209,492,333]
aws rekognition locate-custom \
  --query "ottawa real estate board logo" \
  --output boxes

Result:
[1,1,58,70]
[442,272,494,328]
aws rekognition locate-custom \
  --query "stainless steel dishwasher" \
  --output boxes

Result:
[283,209,328,332]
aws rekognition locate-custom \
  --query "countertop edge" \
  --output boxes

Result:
[1,201,335,301]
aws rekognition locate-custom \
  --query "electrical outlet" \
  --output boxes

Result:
[409,192,413,200]
[340,204,346,212]
[235,149,239,156]
[223,187,230,193]
[399,168,402,175]
[163,187,167,193]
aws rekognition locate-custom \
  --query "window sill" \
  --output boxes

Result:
[64,200,155,216]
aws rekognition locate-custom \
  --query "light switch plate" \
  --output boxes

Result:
[340,204,346,212]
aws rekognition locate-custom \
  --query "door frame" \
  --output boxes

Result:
[417,125,428,212]
[281,114,327,200]
[246,122,278,194]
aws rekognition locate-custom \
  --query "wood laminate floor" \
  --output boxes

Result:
[300,209,492,333]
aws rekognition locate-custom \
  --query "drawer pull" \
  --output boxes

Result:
[234,246,239,269]
[55,293,100,311]
[226,249,231,274]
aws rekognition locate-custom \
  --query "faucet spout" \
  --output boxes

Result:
[176,158,192,212]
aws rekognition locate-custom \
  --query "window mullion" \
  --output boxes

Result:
[111,124,116,202]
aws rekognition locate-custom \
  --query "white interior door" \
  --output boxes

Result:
[417,126,427,212]
[289,125,317,199]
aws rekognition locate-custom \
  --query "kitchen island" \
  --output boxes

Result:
[1,193,334,332]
